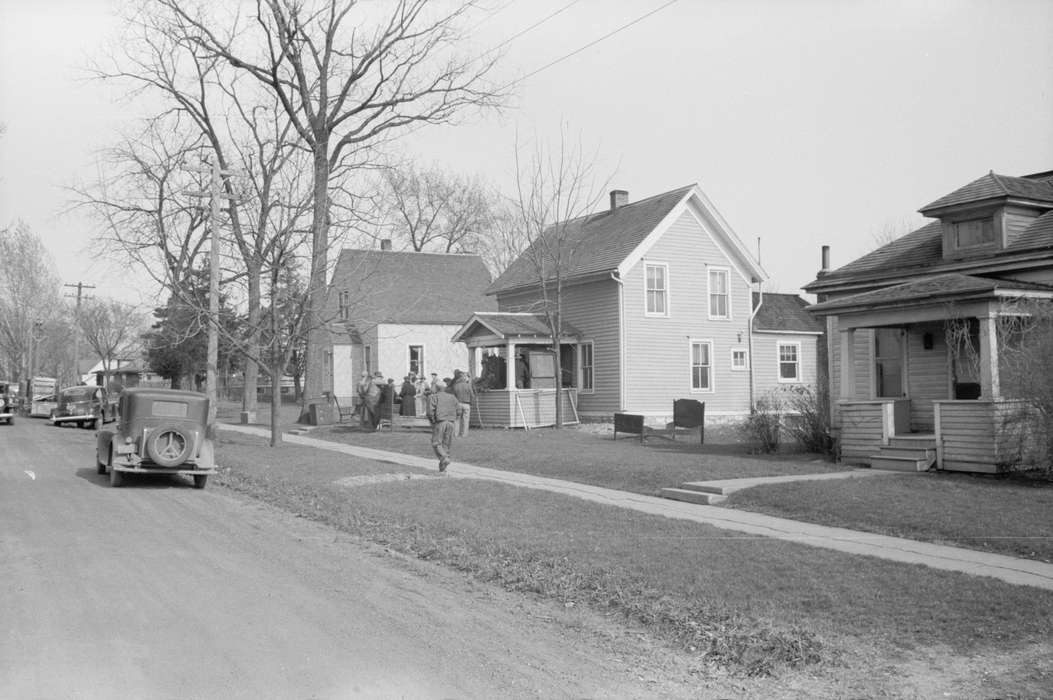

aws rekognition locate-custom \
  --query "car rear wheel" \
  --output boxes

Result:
[193,474,208,489]
[145,425,194,467]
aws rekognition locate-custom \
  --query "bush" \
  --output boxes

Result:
[740,398,781,453]
[778,385,835,456]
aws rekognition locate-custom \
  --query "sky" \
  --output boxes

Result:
[1,0,1052,308]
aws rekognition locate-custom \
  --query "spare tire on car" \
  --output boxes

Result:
[145,424,194,467]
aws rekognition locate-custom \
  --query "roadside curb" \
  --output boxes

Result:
[218,422,1053,591]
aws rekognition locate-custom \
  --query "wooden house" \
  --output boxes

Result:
[804,169,1053,472]
[454,185,819,427]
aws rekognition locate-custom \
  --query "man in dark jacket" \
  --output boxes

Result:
[450,369,475,437]
[427,385,460,472]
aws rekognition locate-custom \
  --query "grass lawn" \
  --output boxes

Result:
[724,471,1053,563]
[307,419,841,496]
[213,430,1053,683]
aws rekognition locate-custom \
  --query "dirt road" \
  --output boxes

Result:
[0,418,696,699]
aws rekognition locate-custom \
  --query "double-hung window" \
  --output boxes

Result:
[645,263,668,316]
[708,268,729,319]
[579,342,594,392]
[338,290,351,320]
[408,345,424,376]
[778,342,800,382]
[690,340,712,391]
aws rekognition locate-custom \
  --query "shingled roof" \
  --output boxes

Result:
[329,249,496,325]
[919,171,1053,214]
[753,293,824,333]
[806,171,1053,294]
[808,273,1053,315]
[488,186,695,295]
[451,312,583,343]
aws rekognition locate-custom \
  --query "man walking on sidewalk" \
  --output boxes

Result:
[427,382,460,473]
[450,369,475,437]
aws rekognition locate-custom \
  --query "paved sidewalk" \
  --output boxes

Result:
[220,423,1053,591]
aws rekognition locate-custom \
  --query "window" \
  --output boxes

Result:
[708,268,729,319]
[408,345,424,376]
[338,290,351,320]
[690,341,712,391]
[953,219,995,249]
[579,342,594,392]
[778,342,800,382]
[645,263,668,315]
[731,348,749,371]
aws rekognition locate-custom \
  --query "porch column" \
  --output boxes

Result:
[505,341,516,390]
[468,346,477,379]
[978,316,1000,400]
[839,328,856,400]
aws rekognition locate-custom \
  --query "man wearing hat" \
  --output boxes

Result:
[450,369,475,437]
[429,372,443,395]
[426,380,460,473]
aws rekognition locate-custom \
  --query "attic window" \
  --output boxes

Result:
[952,219,994,249]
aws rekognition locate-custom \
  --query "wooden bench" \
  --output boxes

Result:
[613,412,646,443]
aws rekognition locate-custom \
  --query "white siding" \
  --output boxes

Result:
[752,333,820,400]
[375,323,469,381]
[621,209,753,417]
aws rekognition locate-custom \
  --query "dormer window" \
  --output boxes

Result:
[952,219,994,249]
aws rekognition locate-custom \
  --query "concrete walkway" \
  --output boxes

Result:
[219,423,1053,592]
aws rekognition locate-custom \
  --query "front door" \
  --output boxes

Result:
[875,328,905,398]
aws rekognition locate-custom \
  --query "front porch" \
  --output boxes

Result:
[813,274,1053,473]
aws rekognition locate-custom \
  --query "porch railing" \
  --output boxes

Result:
[934,399,1041,473]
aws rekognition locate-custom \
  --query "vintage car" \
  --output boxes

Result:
[96,387,215,489]
[0,381,15,425]
[50,385,117,429]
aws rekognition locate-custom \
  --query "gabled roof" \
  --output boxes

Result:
[488,184,765,295]
[808,273,1053,315]
[451,312,582,344]
[919,171,1053,214]
[329,249,496,325]
[753,293,824,333]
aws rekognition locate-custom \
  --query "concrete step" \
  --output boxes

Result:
[675,481,729,496]
[869,454,932,472]
[659,487,727,505]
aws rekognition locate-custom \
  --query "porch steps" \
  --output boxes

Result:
[869,435,937,472]
[659,483,728,505]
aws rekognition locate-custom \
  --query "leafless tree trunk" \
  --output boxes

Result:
[510,129,606,428]
[157,0,503,420]
[0,222,62,385]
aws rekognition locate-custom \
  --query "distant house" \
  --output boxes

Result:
[86,358,167,390]
[323,241,496,400]
[804,168,1053,472]
[454,184,818,426]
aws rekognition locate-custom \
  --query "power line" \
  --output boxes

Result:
[481,0,584,58]
[507,0,680,88]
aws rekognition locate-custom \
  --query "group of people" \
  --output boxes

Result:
[356,368,476,474]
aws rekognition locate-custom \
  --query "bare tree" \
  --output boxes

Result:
[0,221,62,384]
[77,299,144,391]
[508,130,607,428]
[157,0,503,419]
[380,164,496,253]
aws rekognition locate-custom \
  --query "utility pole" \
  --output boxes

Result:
[189,160,239,437]
[65,281,95,383]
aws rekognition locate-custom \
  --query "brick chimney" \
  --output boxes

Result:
[380,239,392,251]
[609,189,628,212]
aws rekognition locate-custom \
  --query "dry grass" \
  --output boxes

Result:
[213,430,1053,680]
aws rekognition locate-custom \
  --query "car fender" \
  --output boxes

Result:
[96,430,115,466]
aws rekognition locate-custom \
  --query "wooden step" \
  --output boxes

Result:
[659,487,726,505]
[869,454,932,472]
[878,446,936,461]
[887,435,937,450]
